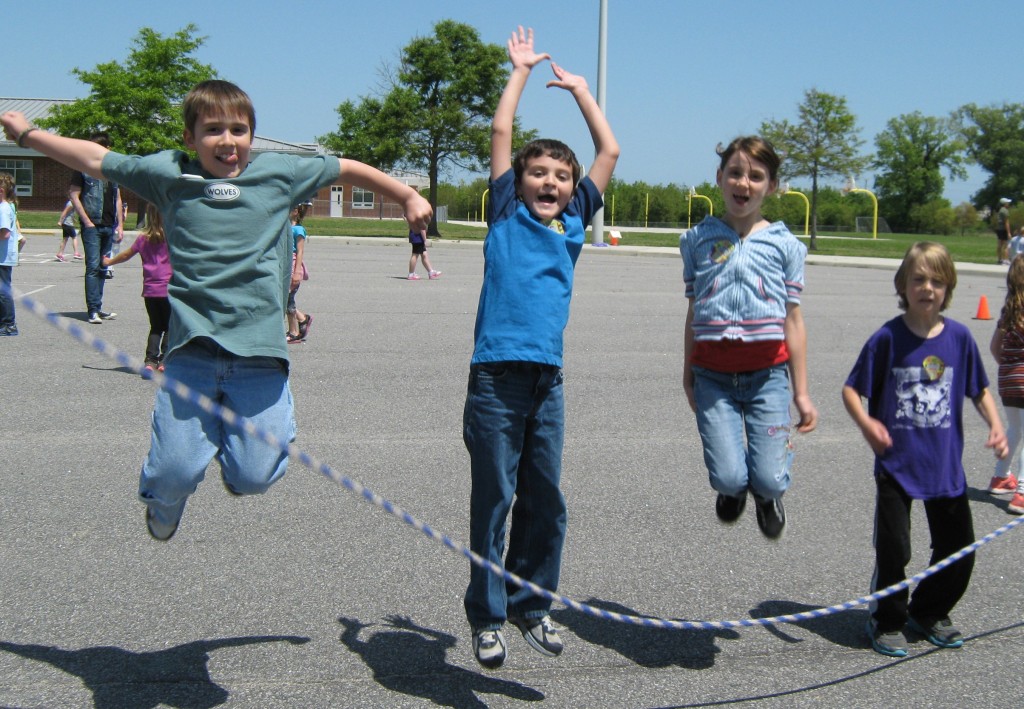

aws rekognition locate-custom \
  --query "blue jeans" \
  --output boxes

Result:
[81,225,112,314]
[693,364,794,499]
[138,338,295,527]
[463,362,567,630]
[0,265,14,328]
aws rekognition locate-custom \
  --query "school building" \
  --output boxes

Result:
[0,98,428,222]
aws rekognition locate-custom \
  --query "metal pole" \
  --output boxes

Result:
[590,0,608,245]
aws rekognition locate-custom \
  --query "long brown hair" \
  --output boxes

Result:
[1000,256,1024,331]
[141,204,165,245]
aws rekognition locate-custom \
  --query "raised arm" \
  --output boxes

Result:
[337,158,432,232]
[492,27,550,180]
[1,112,108,178]
[545,63,620,193]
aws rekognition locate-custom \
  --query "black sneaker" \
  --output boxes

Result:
[755,495,786,539]
[715,492,747,523]
[145,505,180,541]
[298,313,313,340]
[908,616,963,649]
[509,615,563,657]
[472,628,507,669]
[867,620,908,658]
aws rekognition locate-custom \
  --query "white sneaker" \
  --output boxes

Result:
[88,313,103,324]
[472,628,507,669]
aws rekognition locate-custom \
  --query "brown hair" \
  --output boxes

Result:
[894,241,957,311]
[141,204,165,245]
[1000,256,1024,331]
[513,139,581,190]
[182,80,256,136]
[716,136,782,183]
[0,172,14,200]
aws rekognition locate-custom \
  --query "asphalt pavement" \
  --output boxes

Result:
[2,234,1022,708]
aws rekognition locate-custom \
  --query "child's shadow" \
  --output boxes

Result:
[338,615,543,708]
[967,484,1020,514]
[0,634,309,709]
[750,600,869,649]
[551,598,740,670]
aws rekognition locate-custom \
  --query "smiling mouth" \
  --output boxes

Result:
[538,195,557,204]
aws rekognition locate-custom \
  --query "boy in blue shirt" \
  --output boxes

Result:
[2,81,432,541]
[463,27,619,669]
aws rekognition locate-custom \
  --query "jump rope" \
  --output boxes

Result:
[7,285,1023,632]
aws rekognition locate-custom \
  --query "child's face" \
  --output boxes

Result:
[902,263,947,318]
[518,154,575,224]
[716,150,776,221]
[183,109,253,179]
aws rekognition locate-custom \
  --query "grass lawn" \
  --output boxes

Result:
[17,210,999,264]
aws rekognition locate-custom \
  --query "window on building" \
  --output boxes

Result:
[0,159,32,197]
[352,187,375,210]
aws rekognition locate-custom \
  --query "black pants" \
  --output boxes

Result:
[870,471,974,632]
[144,296,170,364]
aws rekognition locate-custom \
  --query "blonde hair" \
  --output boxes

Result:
[140,204,166,245]
[894,241,957,311]
[1000,256,1024,331]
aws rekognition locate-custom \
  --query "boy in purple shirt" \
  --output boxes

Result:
[843,242,1007,658]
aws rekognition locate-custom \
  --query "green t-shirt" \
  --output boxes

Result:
[103,150,340,361]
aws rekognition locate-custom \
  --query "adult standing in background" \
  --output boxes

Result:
[996,197,1012,266]
[70,131,122,323]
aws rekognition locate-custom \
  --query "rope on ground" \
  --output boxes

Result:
[9,286,1024,631]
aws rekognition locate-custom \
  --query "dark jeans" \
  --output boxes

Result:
[144,296,171,363]
[0,265,14,327]
[870,471,975,632]
[81,225,112,314]
[463,362,567,630]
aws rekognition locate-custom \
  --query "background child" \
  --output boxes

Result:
[989,256,1024,513]
[463,26,618,670]
[1,80,431,542]
[286,202,313,344]
[103,203,170,374]
[0,173,19,336]
[55,199,83,261]
[680,136,817,540]
[407,228,441,280]
[843,242,1007,658]
[1009,226,1024,264]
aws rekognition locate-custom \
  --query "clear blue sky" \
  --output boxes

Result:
[8,0,1017,205]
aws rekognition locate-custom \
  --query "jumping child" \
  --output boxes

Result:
[1,80,431,541]
[843,242,1007,658]
[680,136,817,540]
[463,26,618,669]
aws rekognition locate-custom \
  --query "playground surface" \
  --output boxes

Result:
[2,236,1022,708]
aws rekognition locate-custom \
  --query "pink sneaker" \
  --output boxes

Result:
[55,253,66,262]
[988,474,1019,495]
[429,270,442,280]
[407,273,421,280]
[1008,492,1024,514]
[73,253,84,260]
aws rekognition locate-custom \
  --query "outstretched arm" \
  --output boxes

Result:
[492,26,550,181]
[546,63,620,193]
[1,112,108,178]
[337,159,432,233]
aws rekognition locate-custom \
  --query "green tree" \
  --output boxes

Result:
[953,202,981,236]
[761,89,870,249]
[38,25,216,155]
[956,102,1024,210]
[321,20,525,236]
[872,112,966,232]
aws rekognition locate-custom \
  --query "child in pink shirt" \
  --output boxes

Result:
[104,204,171,374]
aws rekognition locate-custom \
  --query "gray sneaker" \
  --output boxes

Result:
[472,628,507,669]
[510,615,563,657]
[908,616,964,649]
[867,621,908,658]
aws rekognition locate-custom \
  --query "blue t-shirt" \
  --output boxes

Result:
[470,169,602,367]
[102,150,340,361]
[845,315,989,499]
[292,224,307,254]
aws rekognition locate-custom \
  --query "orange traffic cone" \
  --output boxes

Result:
[974,295,992,320]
